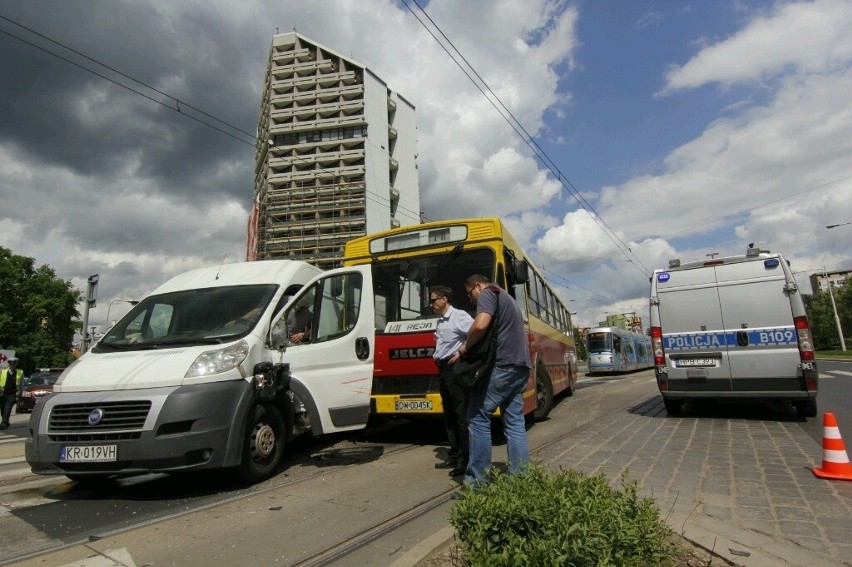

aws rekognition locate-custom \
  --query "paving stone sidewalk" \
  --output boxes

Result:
[537,396,852,567]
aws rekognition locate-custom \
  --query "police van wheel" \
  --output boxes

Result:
[533,365,554,421]
[663,398,682,416]
[795,399,817,419]
[238,405,285,484]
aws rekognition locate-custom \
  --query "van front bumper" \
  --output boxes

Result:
[25,381,253,477]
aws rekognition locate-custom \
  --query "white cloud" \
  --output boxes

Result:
[592,69,852,256]
[0,0,581,315]
[663,0,852,92]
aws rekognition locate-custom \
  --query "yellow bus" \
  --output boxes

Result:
[343,217,578,420]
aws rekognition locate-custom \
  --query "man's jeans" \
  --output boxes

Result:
[464,365,529,486]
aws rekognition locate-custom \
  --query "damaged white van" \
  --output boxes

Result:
[649,243,818,418]
[25,260,374,483]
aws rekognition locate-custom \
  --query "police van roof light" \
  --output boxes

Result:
[747,241,770,256]
[668,259,680,268]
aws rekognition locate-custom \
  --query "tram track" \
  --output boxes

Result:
[1,432,425,565]
[284,371,658,567]
[2,370,657,566]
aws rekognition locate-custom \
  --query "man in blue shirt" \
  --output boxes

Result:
[431,285,473,476]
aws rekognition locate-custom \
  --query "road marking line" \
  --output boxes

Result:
[59,548,137,567]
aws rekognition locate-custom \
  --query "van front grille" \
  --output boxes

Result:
[49,401,152,432]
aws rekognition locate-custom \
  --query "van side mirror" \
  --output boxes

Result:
[270,318,289,352]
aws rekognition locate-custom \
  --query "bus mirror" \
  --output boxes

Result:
[513,260,529,285]
[405,261,421,282]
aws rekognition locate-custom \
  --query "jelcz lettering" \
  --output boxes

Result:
[389,347,435,359]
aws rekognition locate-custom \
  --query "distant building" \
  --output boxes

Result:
[809,270,851,295]
[597,313,643,332]
[248,31,420,269]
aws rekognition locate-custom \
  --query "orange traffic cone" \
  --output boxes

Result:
[812,412,852,481]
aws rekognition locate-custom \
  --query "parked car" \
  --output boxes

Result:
[17,369,64,413]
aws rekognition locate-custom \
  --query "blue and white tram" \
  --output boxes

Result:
[586,327,653,374]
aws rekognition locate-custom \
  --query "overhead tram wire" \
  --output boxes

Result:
[0,26,256,148]
[0,15,427,225]
[539,266,613,306]
[0,15,256,142]
[402,0,652,278]
[406,0,651,277]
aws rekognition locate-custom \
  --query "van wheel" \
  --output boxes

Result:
[795,399,817,418]
[663,398,682,416]
[238,405,285,484]
[533,365,554,421]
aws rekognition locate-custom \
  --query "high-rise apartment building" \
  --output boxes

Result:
[248,32,420,268]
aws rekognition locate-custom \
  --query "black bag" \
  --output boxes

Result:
[454,286,501,391]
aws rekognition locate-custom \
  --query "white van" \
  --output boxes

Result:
[649,243,818,418]
[25,260,374,483]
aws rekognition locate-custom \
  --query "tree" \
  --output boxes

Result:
[0,247,81,373]
[803,278,852,350]
[574,326,587,361]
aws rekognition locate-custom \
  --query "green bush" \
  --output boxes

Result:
[449,464,677,566]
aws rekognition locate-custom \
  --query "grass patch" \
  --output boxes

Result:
[816,350,852,360]
[449,464,678,567]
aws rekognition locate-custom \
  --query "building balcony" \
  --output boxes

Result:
[270,148,365,169]
[269,114,366,132]
[269,85,364,108]
[267,164,366,184]
[270,99,364,122]
[270,47,313,65]
[271,59,336,78]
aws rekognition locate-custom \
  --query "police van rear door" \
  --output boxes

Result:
[715,256,799,390]
[657,265,733,391]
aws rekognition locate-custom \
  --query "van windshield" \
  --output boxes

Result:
[94,285,278,351]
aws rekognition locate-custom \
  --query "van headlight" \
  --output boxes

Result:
[185,340,250,378]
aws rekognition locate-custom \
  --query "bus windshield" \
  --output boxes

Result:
[587,332,612,353]
[370,247,494,330]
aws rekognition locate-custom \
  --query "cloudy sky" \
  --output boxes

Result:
[1,0,850,329]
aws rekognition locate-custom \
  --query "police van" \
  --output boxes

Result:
[649,243,818,417]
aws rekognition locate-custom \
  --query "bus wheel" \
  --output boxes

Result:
[534,365,554,421]
[238,405,285,484]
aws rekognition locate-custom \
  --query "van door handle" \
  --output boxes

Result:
[736,331,749,347]
[355,337,370,360]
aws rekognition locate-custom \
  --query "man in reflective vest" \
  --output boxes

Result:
[0,358,24,429]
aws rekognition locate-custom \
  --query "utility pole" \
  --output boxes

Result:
[824,268,846,351]
[79,274,99,354]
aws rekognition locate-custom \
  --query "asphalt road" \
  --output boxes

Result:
[801,359,852,443]
[1,362,850,566]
